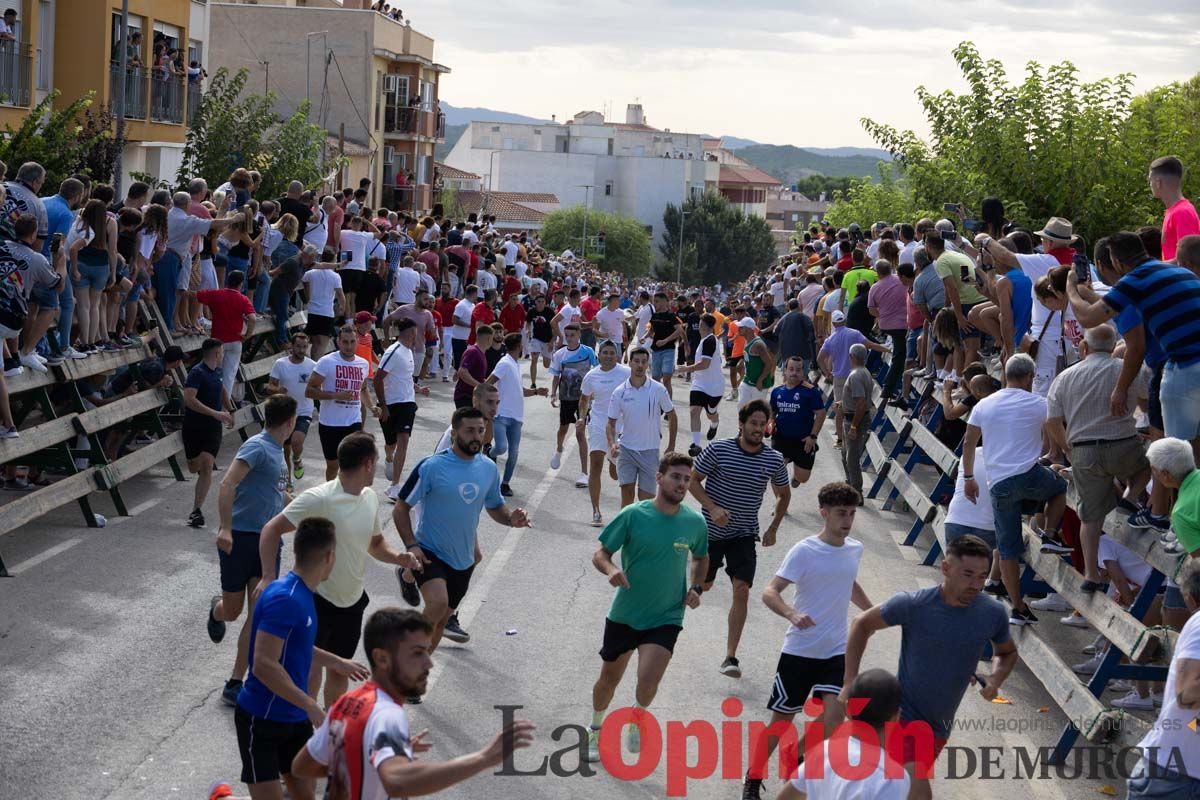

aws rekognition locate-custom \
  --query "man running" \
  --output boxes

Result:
[586,451,708,762]
[306,325,371,481]
[770,356,828,488]
[648,291,685,399]
[183,338,235,528]
[675,312,724,456]
[548,322,598,487]
[578,339,631,527]
[689,399,791,679]
[259,433,419,707]
[739,317,776,407]
[233,517,369,800]
[375,319,430,501]
[266,332,316,485]
[741,482,871,800]
[393,407,532,658]
[526,291,555,389]
[842,534,1018,800]
[209,394,298,707]
[291,608,536,796]
[487,332,548,496]
[607,348,677,508]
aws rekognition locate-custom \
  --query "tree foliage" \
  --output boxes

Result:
[828,42,1200,244]
[661,191,776,286]
[0,91,112,188]
[792,174,852,201]
[177,67,336,199]
[540,206,653,277]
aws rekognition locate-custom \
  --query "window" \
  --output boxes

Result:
[153,21,182,51]
[419,80,432,110]
[111,13,145,63]
[37,0,51,91]
[502,138,514,150]
[604,181,613,196]
[607,138,613,156]
[188,39,202,67]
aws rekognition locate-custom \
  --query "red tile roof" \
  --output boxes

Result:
[454,191,550,222]
[719,164,781,187]
[435,162,481,180]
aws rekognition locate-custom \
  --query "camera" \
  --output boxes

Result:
[962,219,983,233]
[1073,254,1091,284]
[943,203,963,213]
[940,229,958,242]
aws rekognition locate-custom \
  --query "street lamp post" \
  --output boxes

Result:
[676,207,689,285]
[578,184,594,259]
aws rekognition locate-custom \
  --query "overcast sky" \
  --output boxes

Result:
[414,0,1200,149]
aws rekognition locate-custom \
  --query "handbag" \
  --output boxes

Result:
[1022,310,1057,362]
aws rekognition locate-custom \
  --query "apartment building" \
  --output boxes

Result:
[208,0,449,211]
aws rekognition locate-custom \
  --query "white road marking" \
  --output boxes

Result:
[8,538,82,574]
[106,499,158,525]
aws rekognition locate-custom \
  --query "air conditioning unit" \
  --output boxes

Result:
[383,74,400,94]
[383,145,395,164]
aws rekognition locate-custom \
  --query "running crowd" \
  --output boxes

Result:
[4,153,1200,800]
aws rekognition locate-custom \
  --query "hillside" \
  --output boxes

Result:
[735,144,884,183]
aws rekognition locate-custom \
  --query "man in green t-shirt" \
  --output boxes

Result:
[1149,437,1200,556]
[925,231,985,373]
[585,451,709,763]
[838,250,878,308]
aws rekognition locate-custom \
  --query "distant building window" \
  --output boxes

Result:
[604,181,613,196]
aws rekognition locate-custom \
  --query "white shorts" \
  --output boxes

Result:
[586,421,609,453]
[178,260,193,291]
[738,383,768,408]
[529,339,551,355]
[199,258,218,291]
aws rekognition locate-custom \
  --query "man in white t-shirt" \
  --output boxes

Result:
[391,255,421,306]
[607,348,677,508]
[266,332,318,483]
[337,216,384,316]
[292,607,535,797]
[375,320,430,499]
[551,288,585,347]
[578,340,631,527]
[743,481,872,800]
[676,313,724,454]
[449,285,478,370]
[486,332,549,495]
[306,326,371,480]
[594,293,627,352]
[633,291,654,348]
[301,260,346,360]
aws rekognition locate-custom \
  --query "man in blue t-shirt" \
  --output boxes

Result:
[40,178,83,356]
[770,356,828,487]
[234,517,368,799]
[208,394,299,706]
[394,406,532,654]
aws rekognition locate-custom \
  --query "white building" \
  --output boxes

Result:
[444,104,719,257]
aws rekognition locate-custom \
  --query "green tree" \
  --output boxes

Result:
[793,174,852,201]
[540,206,652,277]
[0,91,111,189]
[661,191,776,286]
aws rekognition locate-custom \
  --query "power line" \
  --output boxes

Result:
[327,49,378,153]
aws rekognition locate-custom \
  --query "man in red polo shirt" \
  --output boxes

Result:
[502,266,522,302]
[197,270,256,400]
[468,289,497,345]
[499,290,526,336]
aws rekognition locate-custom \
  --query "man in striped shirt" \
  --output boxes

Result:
[688,399,791,678]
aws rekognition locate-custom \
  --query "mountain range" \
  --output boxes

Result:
[435,103,890,183]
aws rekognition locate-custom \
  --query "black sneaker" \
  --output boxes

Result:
[207,596,226,643]
[688,444,701,457]
[221,679,242,707]
[500,482,513,497]
[1009,607,1039,626]
[188,509,205,529]
[741,777,763,800]
[983,580,1008,598]
[1080,579,1110,594]
[1115,496,1140,514]
[719,656,742,678]
[443,614,471,643]
[396,567,420,607]
[888,397,909,410]
[407,694,422,705]
[706,425,718,441]
[1039,537,1072,555]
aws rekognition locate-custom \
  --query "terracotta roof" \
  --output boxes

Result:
[718,164,781,187]
[485,191,558,203]
[435,162,481,180]
[455,191,547,222]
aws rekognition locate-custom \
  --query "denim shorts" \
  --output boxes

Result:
[906,328,920,361]
[989,464,1067,561]
[1161,360,1200,442]
[650,348,675,376]
[1126,756,1200,798]
[74,251,111,290]
[1164,585,1187,611]
[30,283,59,309]
[944,522,997,551]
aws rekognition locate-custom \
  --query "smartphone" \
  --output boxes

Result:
[940,229,958,242]
[963,219,983,233]
[1073,254,1091,284]
[943,203,962,213]
[960,263,971,282]
[50,232,63,254]
[338,250,353,263]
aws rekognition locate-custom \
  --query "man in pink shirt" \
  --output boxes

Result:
[867,259,909,401]
[325,199,343,255]
[1151,155,1200,262]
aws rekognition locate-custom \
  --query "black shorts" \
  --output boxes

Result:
[219,531,281,593]
[767,652,846,715]
[313,590,369,658]
[339,269,365,294]
[690,390,722,412]
[305,313,336,338]
[727,356,743,366]
[559,399,580,426]
[317,421,362,461]
[234,706,312,785]
[413,549,476,610]
[453,395,473,410]
[704,536,757,586]
[1148,363,1164,431]
[772,434,817,470]
[382,402,417,445]
[293,415,312,436]
[183,421,221,461]
[959,302,981,339]
[600,618,682,662]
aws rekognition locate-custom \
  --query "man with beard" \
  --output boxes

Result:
[292,608,535,797]
[393,407,532,659]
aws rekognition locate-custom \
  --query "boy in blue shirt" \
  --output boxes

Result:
[770,356,827,488]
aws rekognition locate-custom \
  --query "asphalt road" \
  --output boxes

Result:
[0,368,1135,799]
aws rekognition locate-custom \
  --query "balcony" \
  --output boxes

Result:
[186,86,202,127]
[109,62,147,120]
[150,73,184,124]
[436,112,445,140]
[0,43,31,108]
[383,106,447,140]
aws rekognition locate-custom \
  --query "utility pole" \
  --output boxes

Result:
[259,60,269,95]
[112,0,129,197]
[676,206,689,285]
[578,183,594,258]
[305,32,328,123]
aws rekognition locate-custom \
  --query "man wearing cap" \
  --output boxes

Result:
[737,317,776,408]
[818,312,887,449]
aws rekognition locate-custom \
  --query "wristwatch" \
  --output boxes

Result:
[689,584,704,596]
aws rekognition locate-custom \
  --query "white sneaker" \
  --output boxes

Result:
[1111,691,1155,710]
[2,365,21,377]
[625,722,640,754]
[1060,613,1090,629]
[385,484,402,502]
[1030,593,1072,613]
[1083,634,1107,654]
[585,727,601,762]
[1107,680,1132,693]
[19,353,47,373]
[575,473,588,488]
[1072,653,1105,675]
[62,346,88,360]
[550,451,562,470]
[0,425,18,439]
[591,510,603,527]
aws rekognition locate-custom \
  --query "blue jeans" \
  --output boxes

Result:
[1126,758,1200,798]
[943,522,997,550]
[906,328,920,361]
[491,416,523,484]
[253,272,271,313]
[1161,359,1200,441]
[153,251,181,330]
[57,277,74,350]
[271,291,291,345]
[226,255,250,282]
[989,464,1067,561]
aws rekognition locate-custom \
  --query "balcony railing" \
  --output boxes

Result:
[186,85,202,127]
[384,106,425,135]
[110,62,147,120]
[435,112,445,140]
[150,73,184,124]
[0,43,31,107]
